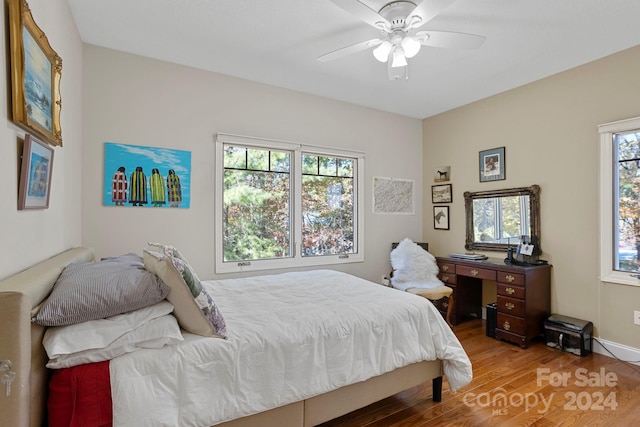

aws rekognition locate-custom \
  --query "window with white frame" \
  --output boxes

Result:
[215,134,364,273]
[599,116,640,286]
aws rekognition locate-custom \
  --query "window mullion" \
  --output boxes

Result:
[292,148,303,260]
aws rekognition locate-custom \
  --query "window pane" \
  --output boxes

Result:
[500,196,524,240]
[319,157,336,176]
[473,199,496,242]
[302,154,318,175]
[270,151,290,172]
[247,148,269,171]
[302,174,354,256]
[616,130,640,272]
[223,148,291,262]
[224,146,246,169]
[337,158,353,177]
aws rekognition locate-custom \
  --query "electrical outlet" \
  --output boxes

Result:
[634,311,640,325]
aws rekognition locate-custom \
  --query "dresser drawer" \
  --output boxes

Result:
[497,295,525,317]
[497,283,525,299]
[497,271,524,286]
[497,313,526,335]
[456,265,496,280]
[439,272,456,285]
[438,262,456,274]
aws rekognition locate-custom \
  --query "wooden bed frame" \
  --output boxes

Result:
[0,247,444,427]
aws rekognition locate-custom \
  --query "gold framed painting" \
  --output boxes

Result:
[8,0,63,147]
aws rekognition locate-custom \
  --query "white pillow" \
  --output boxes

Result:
[390,238,443,291]
[44,301,183,369]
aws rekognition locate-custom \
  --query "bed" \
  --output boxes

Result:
[0,246,472,427]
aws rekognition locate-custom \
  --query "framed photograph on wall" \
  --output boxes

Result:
[479,147,505,182]
[434,166,450,182]
[431,184,452,203]
[8,0,63,147]
[433,206,449,230]
[18,134,54,209]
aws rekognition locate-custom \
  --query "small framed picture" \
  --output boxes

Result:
[18,134,54,209]
[479,147,505,182]
[433,206,450,230]
[431,184,452,203]
[434,166,450,182]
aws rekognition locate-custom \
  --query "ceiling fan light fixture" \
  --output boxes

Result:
[391,46,407,68]
[373,41,392,62]
[401,36,421,58]
[388,60,408,81]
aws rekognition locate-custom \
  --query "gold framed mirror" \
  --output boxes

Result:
[464,185,541,253]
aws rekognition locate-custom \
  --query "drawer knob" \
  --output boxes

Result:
[442,265,449,272]
[505,302,515,310]
[443,301,449,308]
[506,275,515,283]
[503,321,511,331]
[471,269,479,276]
[441,276,449,283]
[506,287,515,295]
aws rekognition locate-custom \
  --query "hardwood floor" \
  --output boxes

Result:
[319,319,640,427]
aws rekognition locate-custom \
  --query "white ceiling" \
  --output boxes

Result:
[66,0,640,119]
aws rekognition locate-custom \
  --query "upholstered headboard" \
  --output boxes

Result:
[0,247,95,427]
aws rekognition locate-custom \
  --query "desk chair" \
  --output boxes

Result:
[390,240,454,326]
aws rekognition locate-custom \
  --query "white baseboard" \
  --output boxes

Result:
[593,338,640,365]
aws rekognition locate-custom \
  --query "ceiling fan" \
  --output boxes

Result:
[318,0,485,80]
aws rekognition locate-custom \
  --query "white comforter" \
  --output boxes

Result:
[110,270,472,426]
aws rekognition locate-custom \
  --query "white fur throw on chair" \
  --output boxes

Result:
[390,238,443,291]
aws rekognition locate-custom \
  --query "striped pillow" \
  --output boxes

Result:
[32,254,170,326]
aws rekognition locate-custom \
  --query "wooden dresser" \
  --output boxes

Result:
[436,257,551,349]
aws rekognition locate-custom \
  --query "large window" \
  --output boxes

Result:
[215,134,364,273]
[599,117,640,286]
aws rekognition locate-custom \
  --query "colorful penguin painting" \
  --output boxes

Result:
[111,166,127,206]
[167,169,182,207]
[150,168,166,207]
[129,166,148,206]
[104,143,190,208]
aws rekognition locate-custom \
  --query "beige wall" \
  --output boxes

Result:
[423,45,640,348]
[0,0,83,279]
[81,45,424,284]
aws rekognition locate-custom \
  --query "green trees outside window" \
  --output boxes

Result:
[616,130,640,272]
[222,144,356,263]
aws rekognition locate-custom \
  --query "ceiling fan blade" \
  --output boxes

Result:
[330,0,390,30]
[417,30,486,49]
[317,39,382,62]
[407,0,456,29]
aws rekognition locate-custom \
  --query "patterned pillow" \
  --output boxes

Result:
[33,254,170,326]
[143,244,227,338]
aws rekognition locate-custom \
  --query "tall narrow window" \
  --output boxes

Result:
[222,145,291,262]
[599,117,640,286]
[301,154,354,256]
[215,134,364,273]
[614,130,640,272]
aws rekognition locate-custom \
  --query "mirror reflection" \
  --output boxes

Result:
[464,185,541,253]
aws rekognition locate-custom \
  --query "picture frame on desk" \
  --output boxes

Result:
[433,206,449,230]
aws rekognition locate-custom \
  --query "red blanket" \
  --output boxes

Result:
[48,361,112,427]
